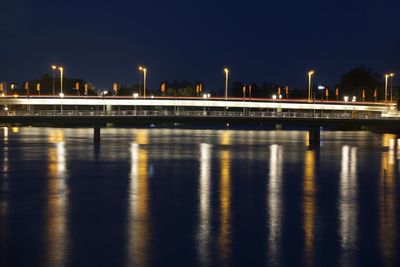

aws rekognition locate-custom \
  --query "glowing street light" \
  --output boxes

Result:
[58,67,64,95]
[385,74,390,104]
[344,96,349,102]
[224,68,229,100]
[51,65,57,95]
[308,70,314,103]
[272,94,277,100]
[139,66,147,98]
[390,73,395,103]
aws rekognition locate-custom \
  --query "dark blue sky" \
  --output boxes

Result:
[1,0,399,91]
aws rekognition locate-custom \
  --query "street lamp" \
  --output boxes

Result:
[390,73,395,103]
[59,92,64,114]
[51,65,57,95]
[202,93,210,114]
[318,85,325,102]
[224,68,229,100]
[344,96,349,115]
[102,91,108,114]
[384,74,390,104]
[139,66,147,98]
[308,70,314,103]
[59,67,64,95]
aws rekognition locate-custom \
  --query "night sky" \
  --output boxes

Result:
[1,0,399,91]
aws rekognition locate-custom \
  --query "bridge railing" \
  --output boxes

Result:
[0,109,390,120]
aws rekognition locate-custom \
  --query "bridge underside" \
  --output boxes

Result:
[0,114,399,129]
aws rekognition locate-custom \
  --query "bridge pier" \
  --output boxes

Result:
[308,126,321,146]
[94,126,101,144]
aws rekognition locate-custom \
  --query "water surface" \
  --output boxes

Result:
[0,127,399,266]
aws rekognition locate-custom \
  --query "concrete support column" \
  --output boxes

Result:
[308,126,321,146]
[94,126,101,144]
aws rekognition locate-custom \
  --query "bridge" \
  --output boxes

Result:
[1,96,399,145]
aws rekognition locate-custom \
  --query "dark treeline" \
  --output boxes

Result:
[2,74,96,96]
[1,66,396,101]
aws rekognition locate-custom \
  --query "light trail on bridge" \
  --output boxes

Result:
[0,96,396,114]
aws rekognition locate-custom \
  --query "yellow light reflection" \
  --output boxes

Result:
[218,141,232,265]
[382,134,397,148]
[303,149,316,266]
[339,146,358,264]
[11,127,19,133]
[379,136,397,266]
[45,133,68,266]
[136,129,149,145]
[127,130,150,267]
[48,129,65,144]
[219,130,231,146]
[197,143,212,266]
[267,144,283,263]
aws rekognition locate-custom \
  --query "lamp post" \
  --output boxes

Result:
[318,85,325,102]
[51,65,57,96]
[59,93,64,114]
[385,74,389,104]
[308,70,314,103]
[242,85,246,114]
[59,67,64,95]
[139,66,147,98]
[390,73,395,103]
[344,96,349,116]
[102,91,108,114]
[224,68,229,100]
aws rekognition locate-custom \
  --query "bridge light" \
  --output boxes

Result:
[59,93,65,98]
[352,96,356,102]
[272,94,277,100]
[344,96,349,102]
[133,93,139,98]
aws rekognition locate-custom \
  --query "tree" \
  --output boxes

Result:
[340,66,381,101]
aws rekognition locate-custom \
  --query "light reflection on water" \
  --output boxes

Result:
[267,144,283,265]
[0,127,9,264]
[218,131,232,267]
[379,134,398,267]
[127,130,150,267]
[303,149,316,267]
[339,145,358,266]
[197,143,212,266]
[0,128,399,266]
[44,131,68,266]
